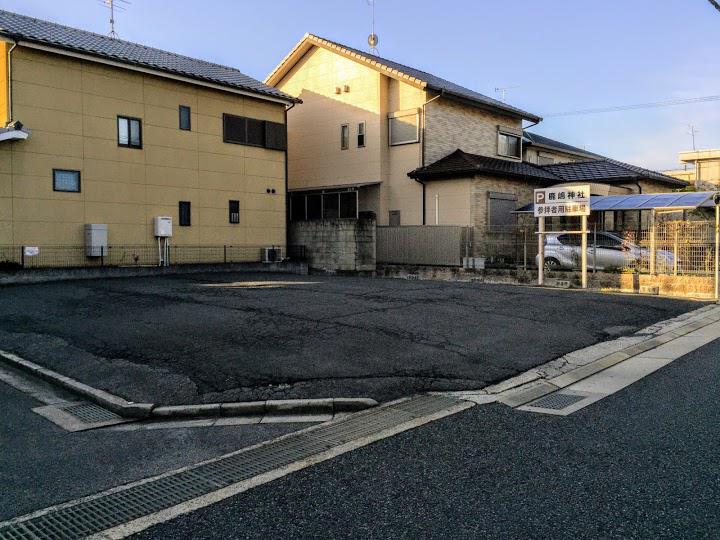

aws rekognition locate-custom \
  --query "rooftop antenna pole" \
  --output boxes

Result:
[367,0,379,55]
[688,124,699,150]
[100,0,130,38]
[494,86,519,103]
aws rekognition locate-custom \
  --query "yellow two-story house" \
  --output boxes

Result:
[0,10,298,266]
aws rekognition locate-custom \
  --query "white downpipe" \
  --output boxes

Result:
[435,194,439,225]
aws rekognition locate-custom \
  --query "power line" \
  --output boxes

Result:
[543,94,720,118]
[708,0,720,13]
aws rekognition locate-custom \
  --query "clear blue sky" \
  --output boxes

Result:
[4,0,719,170]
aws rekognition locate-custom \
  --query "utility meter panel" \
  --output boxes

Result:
[154,216,173,237]
[84,224,108,257]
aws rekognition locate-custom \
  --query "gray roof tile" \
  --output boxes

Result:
[310,35,540,122]
[0,9,297,103]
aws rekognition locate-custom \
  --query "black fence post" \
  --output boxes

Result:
[20,246,24,268]
[100,246,105,267]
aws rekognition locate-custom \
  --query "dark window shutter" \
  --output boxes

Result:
[246,118,265,146]
[223,114,247,144]
[265,121,287,150]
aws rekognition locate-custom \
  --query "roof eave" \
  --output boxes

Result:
[432,87,542,123]
[9,37,299,105]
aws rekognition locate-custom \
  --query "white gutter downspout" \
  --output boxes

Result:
[5,41,17,126]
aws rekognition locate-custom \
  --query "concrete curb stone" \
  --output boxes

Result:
[0,351,378,420]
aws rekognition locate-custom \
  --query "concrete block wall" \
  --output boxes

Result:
[289,218,376,272]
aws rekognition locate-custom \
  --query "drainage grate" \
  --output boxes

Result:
[58,402,122,424]
[526,392,587,410]
[0,395,465,540]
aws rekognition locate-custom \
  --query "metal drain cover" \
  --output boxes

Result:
[32,401,129,432]
[1,395,468,539]
[519,391,602,416]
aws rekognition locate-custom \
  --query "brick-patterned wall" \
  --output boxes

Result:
[424,99,522,164]
[289,218,376,272]
[471,174,542,232]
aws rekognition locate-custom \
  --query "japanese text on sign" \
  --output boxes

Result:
[534,185,590,217]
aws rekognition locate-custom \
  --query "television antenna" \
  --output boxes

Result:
[98,0,131,38]
[494,86,519,102]
[367,0,379,55]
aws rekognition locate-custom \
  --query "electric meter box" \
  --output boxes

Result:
[85,224,108,257]
[154,216,173,237]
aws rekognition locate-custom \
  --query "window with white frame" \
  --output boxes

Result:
[497,131,521,159]
[538,154,555,166]
[341,124,349,150]
[357,122,366,147]
[388,110,419,146]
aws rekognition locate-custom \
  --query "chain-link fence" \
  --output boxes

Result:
[0,244,304,271]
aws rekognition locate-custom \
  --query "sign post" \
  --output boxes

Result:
[534,185,591,288]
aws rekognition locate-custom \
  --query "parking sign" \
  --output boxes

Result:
[534,185,590,217]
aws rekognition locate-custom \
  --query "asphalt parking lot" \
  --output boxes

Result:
[0,272,700,405]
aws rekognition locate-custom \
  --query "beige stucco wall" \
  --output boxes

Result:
[0,46,287,249]
[423,179,473,225]
[424,99,522,165]
[275,45,425,225]
[0,40,9,125]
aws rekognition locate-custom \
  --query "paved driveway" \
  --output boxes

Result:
[0,272,699,404]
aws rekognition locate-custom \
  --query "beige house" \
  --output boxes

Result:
[267,34,685,232]
[664,149,720,189]
[266,34,543,227]
[0,10,298,265]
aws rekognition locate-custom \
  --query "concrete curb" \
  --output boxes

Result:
[439,304,720,407]
[0,261,309,286]
[0,351,378,420]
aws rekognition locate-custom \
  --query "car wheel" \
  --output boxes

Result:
[544,258,562,271]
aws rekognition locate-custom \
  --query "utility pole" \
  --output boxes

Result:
[688,124,700,150]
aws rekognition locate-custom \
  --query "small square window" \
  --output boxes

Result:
[179,201,191,226]
[118,116,142,148]
[229,200,240,224]
[341,124,349,150]
[498,131,521,159]
[357,122,366,148]
[53,169,81,192]
[179,106,191,131]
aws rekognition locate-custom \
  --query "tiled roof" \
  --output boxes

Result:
[0,9,298,103]
[541,159,687,188]
[409,149,688,189]
[408,149,559,182]
[267,34,540,121]
[523,131,600,159]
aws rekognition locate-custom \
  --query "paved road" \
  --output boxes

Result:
[135,339,720,539]
[0,373,307,521]
[0,273,699,404]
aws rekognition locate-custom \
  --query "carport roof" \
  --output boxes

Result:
[515,191,719,213]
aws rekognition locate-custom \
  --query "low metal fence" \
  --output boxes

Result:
[0,244,303,271]
[377,226,473,266]
[476,221,717,276]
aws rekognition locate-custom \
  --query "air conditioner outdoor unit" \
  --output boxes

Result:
[263,246,282,263]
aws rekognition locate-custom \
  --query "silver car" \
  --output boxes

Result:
[537,231,676,272]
